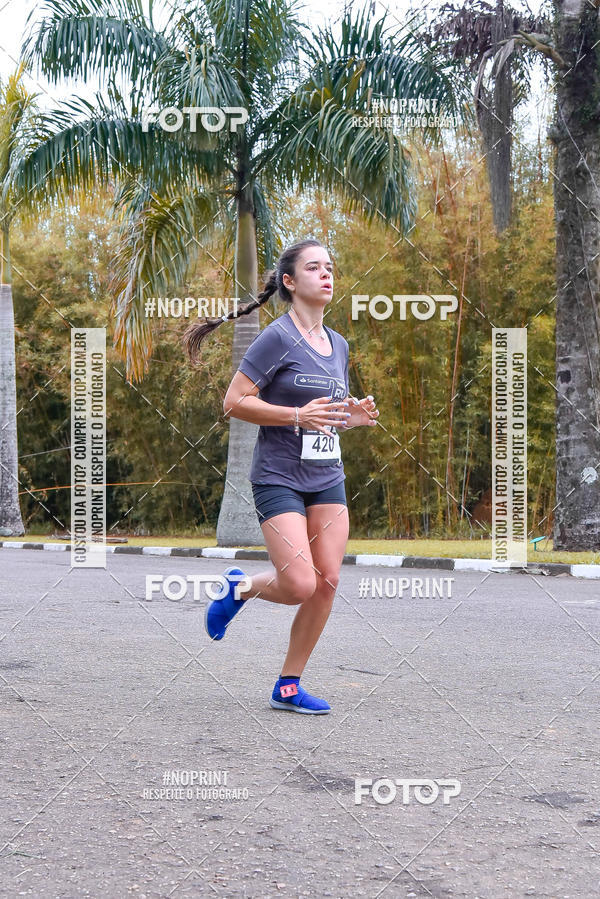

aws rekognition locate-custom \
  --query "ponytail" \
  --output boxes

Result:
[182,238,323,366]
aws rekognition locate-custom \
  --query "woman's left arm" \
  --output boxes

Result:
[338,394,379,429]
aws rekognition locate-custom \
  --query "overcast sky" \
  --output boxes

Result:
[0,0,551,140]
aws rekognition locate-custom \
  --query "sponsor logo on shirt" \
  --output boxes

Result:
[294,374,346,399]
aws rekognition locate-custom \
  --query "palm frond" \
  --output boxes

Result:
[426,0,551,109]
[204,0,306,88]
[155,44,245,110]
[23,0,166,90]
[303,6,468,119]
[264,101,417,231]
[10,102,224,210]
[253,3,469,232]
[0,64,40,186]
[252,180,276,268]
[110,185,223,379]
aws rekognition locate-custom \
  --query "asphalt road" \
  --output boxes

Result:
[1,548,600,898]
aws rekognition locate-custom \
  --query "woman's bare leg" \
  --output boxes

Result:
[235,504,348,676]
[238,511,317,606]
[280,503,349,676]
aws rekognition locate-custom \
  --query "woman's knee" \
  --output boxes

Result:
[279,569,318,604]
[315,569,340,596]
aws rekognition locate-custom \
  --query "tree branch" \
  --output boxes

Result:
[513,30,567,68]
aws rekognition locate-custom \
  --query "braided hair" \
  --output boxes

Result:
[182,238,324,365]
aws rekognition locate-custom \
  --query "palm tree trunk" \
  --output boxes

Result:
[216,183,265,546]
[0,224,25,535]
[477,0,512,234]
[552,0,600,549]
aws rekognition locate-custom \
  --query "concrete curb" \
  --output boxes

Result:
[1,541,599,578]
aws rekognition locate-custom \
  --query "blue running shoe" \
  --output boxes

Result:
[269,676,331,714]
[204,567,248,641]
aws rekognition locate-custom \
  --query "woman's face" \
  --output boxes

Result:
[283,246,333,305]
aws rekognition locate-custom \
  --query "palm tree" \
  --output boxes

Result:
[0,66,49,536]
[21,0,464,545]
[428,0,549,234]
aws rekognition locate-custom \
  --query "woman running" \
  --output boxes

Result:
[183,238,378,714]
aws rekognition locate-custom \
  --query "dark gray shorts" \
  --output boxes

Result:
[251,481,347,524]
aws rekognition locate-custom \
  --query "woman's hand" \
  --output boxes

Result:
[298,396,351,436]
[340,395,379,428]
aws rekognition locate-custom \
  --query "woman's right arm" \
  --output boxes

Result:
[223,371,350,434]
[223,371,295,426]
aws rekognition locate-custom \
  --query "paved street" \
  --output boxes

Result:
[1,548,599,898]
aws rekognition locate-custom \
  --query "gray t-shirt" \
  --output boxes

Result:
[237,310,349,491]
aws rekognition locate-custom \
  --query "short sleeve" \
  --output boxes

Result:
[237,323,286,389]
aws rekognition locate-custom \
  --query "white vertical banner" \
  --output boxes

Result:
[71,328,106,568]
[492,328,527,567]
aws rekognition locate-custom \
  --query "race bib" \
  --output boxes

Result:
[300,428,341,466]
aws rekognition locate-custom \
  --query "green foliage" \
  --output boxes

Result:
[21,0,465,379]
[12,195,230,534]
[276,130,556,537]
[12,127,557,538]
